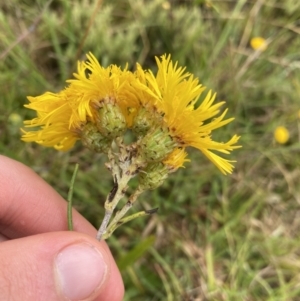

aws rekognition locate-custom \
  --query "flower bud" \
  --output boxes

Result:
[138,163,169,190]
[81,122,112,153]
[138,127,177,162]
[96,100,126,138]
[163,148,189,172]
[131,108,157,136]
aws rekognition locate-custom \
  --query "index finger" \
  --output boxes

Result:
[0,155,96,239]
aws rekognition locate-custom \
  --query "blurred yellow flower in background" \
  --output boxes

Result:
[161,1,170,10]
[274,126,289,144]
[250,37,267,51]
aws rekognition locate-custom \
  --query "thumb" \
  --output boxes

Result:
[0,231,121,301]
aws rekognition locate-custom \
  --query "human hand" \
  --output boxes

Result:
[0,155,124,301]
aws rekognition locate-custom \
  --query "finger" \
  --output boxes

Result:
[0,231,124,301]
[0,233,8,242]
[0,155,95,238]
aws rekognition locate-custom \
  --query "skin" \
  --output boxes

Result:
[0,155,124,301]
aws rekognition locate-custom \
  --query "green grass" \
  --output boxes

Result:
[1,0,300,300]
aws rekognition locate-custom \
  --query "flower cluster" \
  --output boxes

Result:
[22,53,240,174]
[22,53,240,239]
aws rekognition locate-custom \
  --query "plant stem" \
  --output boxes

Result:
[67,163,79,231]
[102,208,158,240]
[96,210,112,240]
[96,140,146,240]
[97,173,132,240]
[97,143,132,240]
[104,189,142,235]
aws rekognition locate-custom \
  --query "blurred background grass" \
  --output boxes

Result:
[1,0,300,300]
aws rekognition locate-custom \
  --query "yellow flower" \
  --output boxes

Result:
[250,37,267,51]
[22,53,138,150]
[134,54,241,174]
[162,1,171,10]
[67,53,139,128]
[163,148,190,171]
[274,126,289,144]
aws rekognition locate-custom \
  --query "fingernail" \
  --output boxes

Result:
[55,243,107,300]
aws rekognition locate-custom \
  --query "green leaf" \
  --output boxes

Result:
[117,236,155,271]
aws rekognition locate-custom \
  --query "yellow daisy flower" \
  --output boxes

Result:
[250,37,267,51]
[134,54,241,174]
[22,53,139,150]
[274,126,289,144]
[67,53,140,128]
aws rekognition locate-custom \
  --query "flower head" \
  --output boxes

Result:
[22,53,137,150]
[163,148,190,172]
[250,37,267,51]
[67,53,139,128]
[133,54,240,174]
[274,126,289,144]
